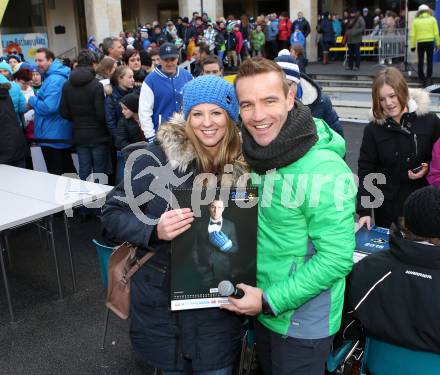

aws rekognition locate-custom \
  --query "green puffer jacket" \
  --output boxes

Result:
[256,118,356,339]
[251,30,266,50]
[410,12,440,49]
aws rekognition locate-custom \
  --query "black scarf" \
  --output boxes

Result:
[242,102,318,174]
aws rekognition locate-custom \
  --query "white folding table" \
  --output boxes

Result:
[0,165,113,322]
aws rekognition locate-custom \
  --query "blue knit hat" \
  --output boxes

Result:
[0,73,9,84]
[182,75,239,121]
[0,60,13,75]
[274,55,300,84]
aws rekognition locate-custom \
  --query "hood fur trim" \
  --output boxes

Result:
[299,75,320,106]
[369,88,431,124]
[156,113,249,182]
[156,113,196,173]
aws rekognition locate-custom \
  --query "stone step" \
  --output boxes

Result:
[316,79,422,89]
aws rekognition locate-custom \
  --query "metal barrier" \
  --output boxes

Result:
[329,28,406,65]
[377,28,406,64]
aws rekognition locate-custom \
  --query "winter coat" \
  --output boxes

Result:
[410,11,440,49]
[9,81,26,127]
[138,66,192,140]
[290,30,305,46]
[115,116,145,150]
[318,18,336,43]
[255,115,355,339]
[278,18,292,41]
[266,21,279,41]
[427,138,440,187]
[104,85,133,138]
[182,25,197,44]
[28,59,72,149]
[60,66,110,145]
[250,30,265,50]
[333,19,342,37]
[299,74,343,137]
[292,18,311,38]
[0,87,28,164]
[345,16,366,44]
[349,230,440,354]
[234,30,243,54]
[101,114,246,371]
[225,32,237,51]
[357,89,440,227]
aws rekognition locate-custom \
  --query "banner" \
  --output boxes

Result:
[1,33,48,62]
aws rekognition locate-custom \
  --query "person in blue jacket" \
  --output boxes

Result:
[138,43,192,142]
[28,48,75,175]
[0,60,26,127]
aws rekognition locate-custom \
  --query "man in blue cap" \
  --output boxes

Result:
[138,42,192,142]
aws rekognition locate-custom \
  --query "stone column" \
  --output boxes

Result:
[179,0,223,22]
[290,0,318,62]
[84,0,123,44]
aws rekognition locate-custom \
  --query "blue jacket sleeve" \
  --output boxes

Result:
[101,151,166,248]
[105,95,118,137]
[321,94,344,138]
[29,77,64,116]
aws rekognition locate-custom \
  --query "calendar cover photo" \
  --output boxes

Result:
[170,188,258,311]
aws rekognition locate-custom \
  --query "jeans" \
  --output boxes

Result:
[255,320,334,375]
[347,43,361,68]
[76,143,109,181]
[162,364,233,375]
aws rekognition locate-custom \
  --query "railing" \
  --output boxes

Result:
[329,28,406,64]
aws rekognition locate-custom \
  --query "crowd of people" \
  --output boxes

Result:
[0,5,440,375]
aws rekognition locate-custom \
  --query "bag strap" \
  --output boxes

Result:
[124,251,156,280]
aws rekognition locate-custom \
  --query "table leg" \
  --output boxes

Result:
[4,231,12,266]
[46,217,64,300]
[0,233,15,322]
[63,213,77,293]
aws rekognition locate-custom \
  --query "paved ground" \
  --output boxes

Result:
[0,122,365,375]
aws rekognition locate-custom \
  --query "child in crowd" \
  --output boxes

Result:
[115,93,144,150]
[290,26,305,47]
[250,25,266,57]
[290,43,308,73]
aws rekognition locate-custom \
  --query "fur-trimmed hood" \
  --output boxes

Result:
[370,88,431,124]
[299,73,321,106]
[156,112,248,181]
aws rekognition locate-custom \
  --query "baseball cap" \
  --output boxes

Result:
[159,43,179,59]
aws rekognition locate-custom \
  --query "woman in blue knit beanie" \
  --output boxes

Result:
[101,74,248,374]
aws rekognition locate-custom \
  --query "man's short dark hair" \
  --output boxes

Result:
[102,37,119,55]
[200,55,223,70]
[36,48,55,61]
[77,49,98,66]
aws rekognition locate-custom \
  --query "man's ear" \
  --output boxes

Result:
[287,87,295,110]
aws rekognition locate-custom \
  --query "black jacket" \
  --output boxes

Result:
[101,114,246,371]
[192,218,238,285]
[60,66,110,145]
[0,87,28,164]
[115,117,145,150]
[357,89,440,227]
[349,231,440,354]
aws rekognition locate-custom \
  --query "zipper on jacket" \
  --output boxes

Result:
[414,134,418,157]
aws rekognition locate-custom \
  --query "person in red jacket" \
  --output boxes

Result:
[278,11,292,50]
[233,24,243,66]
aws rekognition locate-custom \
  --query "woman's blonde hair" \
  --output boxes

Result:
[185,109,244,174]
[372,67,408,121]
[95,56,116,78]
[110,65,132,87]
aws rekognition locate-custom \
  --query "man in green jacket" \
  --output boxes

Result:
[410,4,440,86]
[221,57,356,375]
